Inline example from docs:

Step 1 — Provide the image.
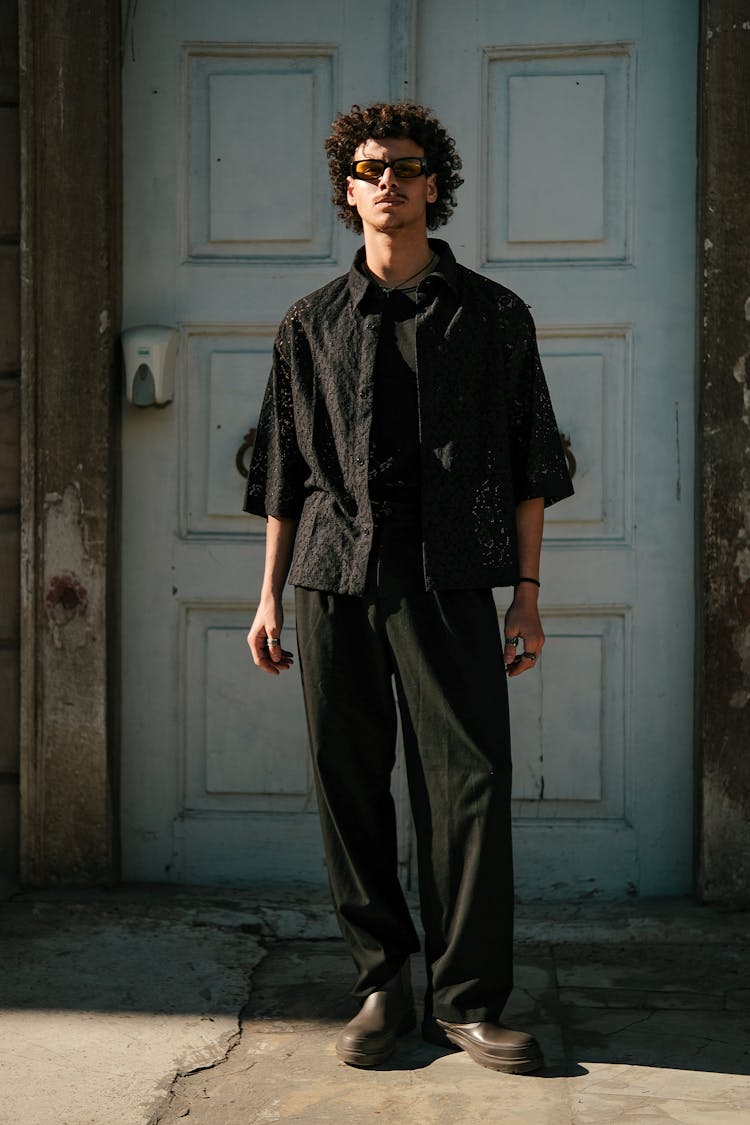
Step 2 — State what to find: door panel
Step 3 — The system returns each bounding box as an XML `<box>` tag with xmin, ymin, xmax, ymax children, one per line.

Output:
<box><xmin>186</xmin><ymin>50</ymin><xmax>336</xmax><ymax>260</ymax></box>
<box><xmin>486</xmin><ymin>44</ymin><xmax>633</xmax><ymax>265</ymax></box>
<box><xmin>182</xmin><ymin>328</ymin><xmax>274</xmax><ymax>535</ymax></box>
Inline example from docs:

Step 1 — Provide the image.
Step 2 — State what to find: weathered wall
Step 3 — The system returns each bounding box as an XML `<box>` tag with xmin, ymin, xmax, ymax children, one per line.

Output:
<box><xmin>696</xmin><ymin>0</ymin><xmax>750</xmax><ymax>900</ymax></box>
<box><xmin>19</xmin><ymin>0</ymin><xmax>121</xmax><ymax>885</ymax></box>
<box><xmin>0</xmin><ymin>0</ymin><xmax>20</xmax><ymax>897</ymax></box>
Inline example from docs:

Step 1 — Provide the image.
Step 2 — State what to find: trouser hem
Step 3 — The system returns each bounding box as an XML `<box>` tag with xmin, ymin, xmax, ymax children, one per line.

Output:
<box><xmin>432</xmin><ymin>1006</ymin><xmax>505</xmax><ymax>1024</ymax></box>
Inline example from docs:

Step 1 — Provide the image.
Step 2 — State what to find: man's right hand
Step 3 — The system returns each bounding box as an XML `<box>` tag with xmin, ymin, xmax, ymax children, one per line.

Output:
<box><xmin>247</xmin><ymin>597</ymin><xmax>295</xmax><ymax>676</ymax></box>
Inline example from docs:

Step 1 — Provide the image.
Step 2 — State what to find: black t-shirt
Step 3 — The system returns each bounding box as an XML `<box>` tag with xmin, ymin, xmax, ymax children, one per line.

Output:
<box><xmin>367</xmin><ymin>287</ymin><xmax>420</xmax><ymax>502</ymax></box>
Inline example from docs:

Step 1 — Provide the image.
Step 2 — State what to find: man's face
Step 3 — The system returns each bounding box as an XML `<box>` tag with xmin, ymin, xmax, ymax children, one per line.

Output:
<box><xmin>346</xmin><ymin>137</ymin><xmax>438</xmax><ymax>235</ymax></box>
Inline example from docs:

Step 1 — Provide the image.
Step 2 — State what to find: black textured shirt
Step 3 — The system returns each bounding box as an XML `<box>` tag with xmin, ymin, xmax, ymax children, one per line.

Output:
<box><xmin>243</xmin><ymin>240</ymin><xmax>574</xmax><ymax>595</ymax></box>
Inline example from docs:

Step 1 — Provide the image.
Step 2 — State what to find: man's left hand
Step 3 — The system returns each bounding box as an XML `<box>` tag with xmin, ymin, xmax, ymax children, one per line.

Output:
<box><xmin>503</xmin><ymin>587</ymin><xmax>544</xmax><ymax>677</ymax></box>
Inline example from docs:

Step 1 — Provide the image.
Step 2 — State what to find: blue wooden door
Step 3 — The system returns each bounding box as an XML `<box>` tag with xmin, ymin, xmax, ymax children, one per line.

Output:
<box><xmin>121</xmin><ymin>0</ymin><xmax>697</xmax><ymax>896</ymax></box>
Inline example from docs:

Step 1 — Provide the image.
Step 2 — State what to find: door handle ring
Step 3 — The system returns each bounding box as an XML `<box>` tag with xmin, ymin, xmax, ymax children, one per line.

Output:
<box><xmin>559</xmin><ymin>432</ymin><xmax>576</xmax><ymax>479</ymax></box>
<box><xmin>235</xmin><ymin>428</ymin><xmax>257</xmax><ymax>479</ymax></box>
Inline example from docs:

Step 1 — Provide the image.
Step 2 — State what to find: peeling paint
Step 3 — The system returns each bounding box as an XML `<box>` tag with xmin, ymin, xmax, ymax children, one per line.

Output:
<box><xmin>738</xmin><ymin>537</ymin><xmax>750</xmax><ymax>584</ymax></box>
<box><xmin>732</xmin><ymin>487</ymin><xmax>750</xmax><ymax>704</ymax></box>
<box><xmin>745</xmin><ymin>296</ymin><xmax>750</xmax><ymax>321</ymax></box>
<box><xmin>99</xmin><ymin>309</ymin><xmax>110</xmax><ymax>335</ymax></box>
<box><xmin>42</xmin><ymin>484</ymin><xmax>101</xmax><ymax>650</ymax></box>
<box><xmin>738</xmin><ymin>579</ymin><xmax>750</xmax><ymax>620</ymax></box>
<box><xmin>732</xmin><ymin>354</ymin><xmax>750</xmax><ymax>425</ymax></box>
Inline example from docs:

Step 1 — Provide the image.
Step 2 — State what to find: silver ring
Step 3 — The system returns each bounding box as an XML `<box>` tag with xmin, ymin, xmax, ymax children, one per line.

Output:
<box><xmin>523</xmin><ymin>652</ymin><xmax>538</xmax><ymax>662</ymax></box>
<box><xmin>266</xmin><ymin>637</ymin><xmax>281</xmax><ymax>647</ymax></box>
<box><xmin>504</xmin><ymin>636</ymin><xmax>519</xmax><ymax>647</ymax></box>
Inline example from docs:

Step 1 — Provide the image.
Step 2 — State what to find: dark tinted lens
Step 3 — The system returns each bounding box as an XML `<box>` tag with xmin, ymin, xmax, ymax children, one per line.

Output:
<box><xmin>353</xmin><ymin>160</ymin><xmax>385</xmax><ymax>180</ymax></box>
<box><xmin>391</xmin><ymin>158</ymin><xmax>425</xmax><ymax>178</ymax></box>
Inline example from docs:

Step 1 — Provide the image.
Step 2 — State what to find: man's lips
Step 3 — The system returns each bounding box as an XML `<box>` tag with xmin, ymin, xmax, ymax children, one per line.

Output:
<box><xmin>375</xmin><ymin>194</ymin><xmax>406</xmax><ymax>205</ymax></box>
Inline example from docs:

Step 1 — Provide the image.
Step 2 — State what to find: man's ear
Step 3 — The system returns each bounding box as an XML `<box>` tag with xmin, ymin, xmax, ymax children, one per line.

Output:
<box><xmin>346</xmin><ymin>176</ymin><xmax>357</xmax><ymax>206</ymax></box>
<box><xmin>426</xmin><ymin>174</ymin><xmax>438</xmax><ymax>203</ymax></box>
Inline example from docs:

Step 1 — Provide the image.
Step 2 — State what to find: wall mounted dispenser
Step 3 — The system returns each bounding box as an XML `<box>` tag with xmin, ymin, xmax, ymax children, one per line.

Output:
<box><xmin>121</xmin><ymin>325</ymin><xmax>178</xmax><ymax>406</ymax></box>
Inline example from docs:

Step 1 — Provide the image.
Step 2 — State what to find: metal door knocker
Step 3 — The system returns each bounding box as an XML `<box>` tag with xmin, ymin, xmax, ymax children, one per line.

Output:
<box><xmin>235</xmin><ymin>428</ymin><xmax>257</xmax><ymax>478</ymax></box>
<box><xmin>559</xmin><ymin>432</ymin><xmax>576</xmax><ymax>479</ymax></box>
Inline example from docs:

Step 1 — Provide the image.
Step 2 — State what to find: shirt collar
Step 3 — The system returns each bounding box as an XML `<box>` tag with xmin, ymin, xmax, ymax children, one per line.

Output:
<box><xmin>348</xmin><ymin>238</ymin><xmax>459</xmax><ymax>309</ymax></box>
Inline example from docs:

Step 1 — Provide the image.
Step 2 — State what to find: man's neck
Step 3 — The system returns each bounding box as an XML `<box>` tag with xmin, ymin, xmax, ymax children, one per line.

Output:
<box><xmin>362</xmin><ymin>230</ymin><xmax>434</xmax><ymax>288</ymax></box>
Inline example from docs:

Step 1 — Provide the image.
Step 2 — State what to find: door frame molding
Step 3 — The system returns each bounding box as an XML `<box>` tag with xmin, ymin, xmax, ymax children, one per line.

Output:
<box><xmin>16</xmin><ymin>0</ymin><xmax>750</xmax><ymax>899</ymax></box>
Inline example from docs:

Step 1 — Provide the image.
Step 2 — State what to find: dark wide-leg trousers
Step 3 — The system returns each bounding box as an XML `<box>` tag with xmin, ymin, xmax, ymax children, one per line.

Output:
<box><xmin>294</xmin><ymin>504</ymin><xmax>514</xmax><ymax>1024</ymax></box>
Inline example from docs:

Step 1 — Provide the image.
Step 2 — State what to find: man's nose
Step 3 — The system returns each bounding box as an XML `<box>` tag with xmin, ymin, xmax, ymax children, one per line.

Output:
<box><xmin>378</xmin><ymin>166</ymin><xmax>400</xmax><ymax>190</ymax></box>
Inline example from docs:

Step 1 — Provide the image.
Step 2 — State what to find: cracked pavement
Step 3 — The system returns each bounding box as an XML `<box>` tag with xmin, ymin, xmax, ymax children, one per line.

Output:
<box><xmin>1</xmin><ymin>890</ymin><xmax>750</xmax><ymax>1123</ymax></box>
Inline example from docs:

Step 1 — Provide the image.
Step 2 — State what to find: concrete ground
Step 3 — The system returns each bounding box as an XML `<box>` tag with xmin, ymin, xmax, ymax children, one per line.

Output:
<box><xmin>1</xmin><ymin>889</ymin><xmax>749</xmax><ymax>1124</ymax></box>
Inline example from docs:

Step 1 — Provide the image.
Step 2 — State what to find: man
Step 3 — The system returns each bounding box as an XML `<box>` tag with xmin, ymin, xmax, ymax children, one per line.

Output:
<box><xmin>245</xmin><ymin>102</ymin><xmax>573</xmax><ymax>1074</ymax></box>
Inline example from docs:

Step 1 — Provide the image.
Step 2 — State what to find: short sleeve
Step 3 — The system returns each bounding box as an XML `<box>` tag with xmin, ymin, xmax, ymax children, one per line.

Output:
<box><xmin>505</xmin><ymin>304</ymin><xmax>575</xmax><ymax>509</ymax></box>
<box><xmin>243</xmin><ymin>325</ymin><xmax>307</xmax><ymax>519</ymax></box>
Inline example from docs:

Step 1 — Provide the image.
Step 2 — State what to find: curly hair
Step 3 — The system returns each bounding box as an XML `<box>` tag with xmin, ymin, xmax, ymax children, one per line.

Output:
<box><xmin>324</xmin><ymin>102</ymin><xmax>463</xmax><ymax>233</ymax></box>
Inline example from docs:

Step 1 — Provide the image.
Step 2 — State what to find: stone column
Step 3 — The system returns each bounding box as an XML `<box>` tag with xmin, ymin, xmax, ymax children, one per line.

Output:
<box><xmin>19</xmin><ymin>0</ymin><xmax>121</xmax><ymax>885</ymax></box>
<box><xmin>0</xmin><ymin>0</ymin><xmax>20</xmax><ymax>896</ymax></box>
<box><xmin>696</xmin><ymin>0</ymin><xmax>750</xmax><ymax>901</ymax></box>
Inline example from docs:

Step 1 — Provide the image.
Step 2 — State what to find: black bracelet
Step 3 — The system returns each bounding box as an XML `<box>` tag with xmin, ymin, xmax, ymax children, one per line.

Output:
<box><xmin>516</xmin><ymin>576</ymin><xmax>541</xmax><ymax>588</ymax></box>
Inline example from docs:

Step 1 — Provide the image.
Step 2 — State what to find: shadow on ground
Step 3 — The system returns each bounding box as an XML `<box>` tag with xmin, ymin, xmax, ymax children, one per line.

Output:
<box><xmin>243</xmin><ymin>939</ymin><xmax>750</xmax><ymax>1078</ymax></box>
<box><xmin>2</xmin><ymin>891</ymin><xmax>750</xmax><ymax>1124</ymax></box>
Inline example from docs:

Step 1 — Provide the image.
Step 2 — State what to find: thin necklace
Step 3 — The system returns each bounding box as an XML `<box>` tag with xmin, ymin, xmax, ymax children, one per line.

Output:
<box><xmin>366</xmin><ymin>252</ymin><xmax>437</xmax><ymax>293</ymax></box>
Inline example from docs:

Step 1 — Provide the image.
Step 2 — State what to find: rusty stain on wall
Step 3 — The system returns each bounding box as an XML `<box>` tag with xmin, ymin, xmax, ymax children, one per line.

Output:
<box><xmin>45</xmin><ymin>571</ymin><xmax>87</xmax><ymax>617</ymax></box>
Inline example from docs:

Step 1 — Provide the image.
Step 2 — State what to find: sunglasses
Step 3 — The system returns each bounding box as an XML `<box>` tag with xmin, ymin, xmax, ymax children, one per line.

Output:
<box><xmin>349</xmin><ymin>157</ymin><xmax>430</xmax><ymax>182</ymax></box>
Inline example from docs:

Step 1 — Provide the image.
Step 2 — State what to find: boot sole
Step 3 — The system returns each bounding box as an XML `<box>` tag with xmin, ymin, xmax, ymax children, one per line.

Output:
<box><xmin>440</xmin><ymin>1026</ymin><xmax>544</xmax><ymax>1074</ymax></box>
<box><xmin>336</xmin><ymin>1010</ymin><xmax>417</xmax><ymax>1068</ymax></box>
